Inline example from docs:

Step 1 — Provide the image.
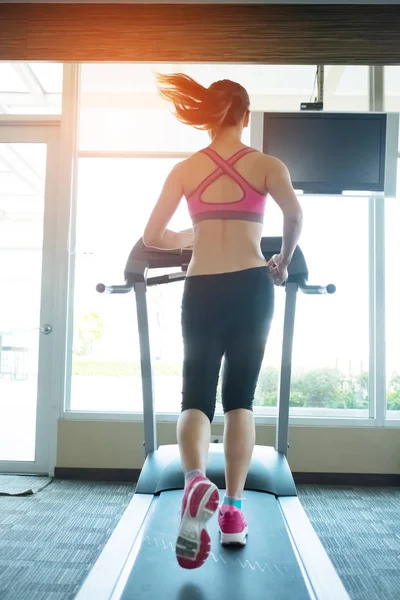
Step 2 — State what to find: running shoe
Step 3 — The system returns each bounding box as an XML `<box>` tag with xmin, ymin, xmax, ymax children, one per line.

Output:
<box><xmin>176</xmin><ymin>474</ymin><xmax>219</xmax><ymax>569</ymax></box>
<box><xmin>218</xmin><ymin>505</ymin><xmax>248</xmax><ymax>546</ymax></box>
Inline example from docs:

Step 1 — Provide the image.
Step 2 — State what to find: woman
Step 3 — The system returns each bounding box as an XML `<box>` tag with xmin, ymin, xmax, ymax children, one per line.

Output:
<box><xmin>143</xmin><ymin>73</ymin><xmax>303</xmax><ymax>570</ymax></box>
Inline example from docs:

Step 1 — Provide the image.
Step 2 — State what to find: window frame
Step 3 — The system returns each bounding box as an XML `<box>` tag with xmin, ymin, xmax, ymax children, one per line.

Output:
<box><xmin>383</xmin><ymin>167</ymin><xmax>400</xmax><ymax>425</ymax></box>
<box><xmin>62</xmin><ymin>63</ymin><xmax>400</xmax><ymax>428</ymax></box>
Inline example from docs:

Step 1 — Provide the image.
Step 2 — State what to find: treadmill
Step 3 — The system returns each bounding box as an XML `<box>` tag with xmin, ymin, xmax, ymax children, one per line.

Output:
<box><xmin>75</xmin><ymin>237</ymin><xmax>349</xmax><ymax>600</ymax></box>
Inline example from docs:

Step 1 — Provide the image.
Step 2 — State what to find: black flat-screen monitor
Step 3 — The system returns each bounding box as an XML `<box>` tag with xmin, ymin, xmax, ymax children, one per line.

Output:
<box><xmin>262</xmin><ymin>112</ymin><xmax>387</xmax><ymax>194</ymax></box>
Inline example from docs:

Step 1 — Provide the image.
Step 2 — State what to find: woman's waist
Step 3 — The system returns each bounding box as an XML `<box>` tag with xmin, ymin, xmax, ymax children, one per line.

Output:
<box><xmin>183</xmin><ymin>264</ymin><xmax>273</xmax><ymax>303</ymax></box>
<box><xmin>186</xmin><ymin>249</ymin><xmax>267</xmax><ymax>277</ymax></box>
<box><xmin>186</xmin><ymin>222</ymin><xmax>266</xmax><ymax>276</ymax></box>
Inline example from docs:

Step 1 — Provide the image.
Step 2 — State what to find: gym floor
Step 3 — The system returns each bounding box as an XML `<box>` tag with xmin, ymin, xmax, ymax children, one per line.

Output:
<box><xmin>0</xmin><ymin>481</ymin><xmax>399</xmax><ymax>600</ymax></box>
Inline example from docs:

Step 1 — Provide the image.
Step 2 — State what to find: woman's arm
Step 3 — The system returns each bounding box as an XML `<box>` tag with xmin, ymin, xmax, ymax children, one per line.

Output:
<box><xmin>142</xmin><ymin>164</ymin><xmax>194</xmax><ymax>250</ymax></box>
<box><xmin>266</xmin><ymin>157</ymin><xmax>303</xmax><ymax>266</ymax></box>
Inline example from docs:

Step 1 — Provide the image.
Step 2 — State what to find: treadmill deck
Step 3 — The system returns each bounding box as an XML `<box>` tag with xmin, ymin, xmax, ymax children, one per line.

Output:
<box><xmin>120</xmin><ymin>490</ymin><xmax>312</xmax><ymax>600</ymax></box>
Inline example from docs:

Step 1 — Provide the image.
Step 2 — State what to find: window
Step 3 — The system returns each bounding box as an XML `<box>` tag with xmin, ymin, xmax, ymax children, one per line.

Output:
<box><xmin>69</xmin><ymin>63</ymin><xmax>373</xmax><ymax>418</ymax></box>
<box><xmin>291</xmin><ymin>197</ymin><xmax>369</xmax><ymax>417</ymax></box>
<box><xmin>249</xmin><ymin>196</ymin><xmax>369</xmax><ymax>418</ymax></box>
<box><xmin>323</xmin><ymin>66</ymin><xmax>369</xmax><ymax>112</ymax></box>
<box><xmin>70</xmin><ymin>157</ymin><xmax>189</xmax><ymax>412</ymax></box>
<box><xmin>384</xmin><ymin>67</ymin><xmax>400</xmax><ymax>113</ymax></box>
<box><xmin>79</xmin><ymin>108</ymin><xmax>211</xmax><ymax>152</ymax></box>
<box><xmin>385</xmin><ymin>165</ymin><xmax>400</xmax><ymax>419</ymax></box>
<box><xmin>0</xmin><ymin>62</ymin><xmax>63</xmax><ymax>114</ymax></box>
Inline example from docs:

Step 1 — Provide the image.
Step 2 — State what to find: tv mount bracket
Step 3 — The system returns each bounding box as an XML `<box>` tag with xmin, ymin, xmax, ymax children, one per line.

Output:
<box><xmin>300</xmin><ymin>65</ymin><xmax>324</xmax><ymax>111</ymax></box>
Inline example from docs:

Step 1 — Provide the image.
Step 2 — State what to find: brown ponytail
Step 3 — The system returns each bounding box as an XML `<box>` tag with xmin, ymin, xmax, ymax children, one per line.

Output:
<box><xmin>155</xmin><ymin>72</ymin><xmax>250</xmax><ymax>131</ymax></box>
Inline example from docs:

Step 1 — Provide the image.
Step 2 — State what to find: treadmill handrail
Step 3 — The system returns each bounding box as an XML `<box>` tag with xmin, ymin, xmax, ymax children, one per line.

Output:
<box><xmin>298</xmin><ymin>279</ymin><xmax>336</xmax><ymax>295</ymax></box>
<box><xmin>96</xmin><ymin>273</ymin><xmax>187</xmax><ymax>293</ymax></box>
<box><xmin>96</xmin><ymin>276</ymin><xmax>336</xmax><ymax>294</ymax></box>
<box><xmin>96</xmin><ymin>283</ymin><xmax>133</xmax><ymax>294</ymax></box>
<box><xmin>147</xmin><ymin>272</ymin><xmax>186</xmax><ymax>286</ymax></box>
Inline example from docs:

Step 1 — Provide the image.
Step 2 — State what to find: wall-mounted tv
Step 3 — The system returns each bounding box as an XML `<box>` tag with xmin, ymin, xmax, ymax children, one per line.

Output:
<box><xmin>251</xmin><ymin>111</ymin><xmax>398</xmax><ymax>196</ymax></box>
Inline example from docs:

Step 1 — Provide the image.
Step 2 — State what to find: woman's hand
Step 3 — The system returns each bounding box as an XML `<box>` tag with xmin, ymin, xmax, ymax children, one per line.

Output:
<box><xmin>267</xmin><ymin>254</ymin><xmax>289</xmax><ymax>286</ymax></box>
<box><xmin>178</xmin><ymin>229</ymin><xmax>194</xmax><ymax>249</ymax></box>
<box><xmin>142</xmin><ymin>229</ymin><xmax>194</xmax><ymax>251</ymax></box>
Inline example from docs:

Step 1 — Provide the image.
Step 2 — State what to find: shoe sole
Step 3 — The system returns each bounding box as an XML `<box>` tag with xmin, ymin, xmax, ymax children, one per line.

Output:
<box><xmin>176</xmin><ymin>480</ymin><xmax>219</xmax><ymax>569</ymax></box>
<box><xmin>220</xmin><ymin>526</ymin><xmax>249</xmax><ymax>546</ymax></box>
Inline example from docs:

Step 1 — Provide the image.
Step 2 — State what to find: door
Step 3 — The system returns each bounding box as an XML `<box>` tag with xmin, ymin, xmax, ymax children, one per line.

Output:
<box><xmin>0</xmin><ymin>124</ymin><xmax>60</xmax><ymax>474</ymax></box>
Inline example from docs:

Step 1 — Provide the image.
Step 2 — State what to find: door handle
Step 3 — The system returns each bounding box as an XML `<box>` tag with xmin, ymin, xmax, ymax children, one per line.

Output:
<box><xmin>40</xmin><ymin>324</ymin><xmax>52</xmax><ymax>335</ymax></box>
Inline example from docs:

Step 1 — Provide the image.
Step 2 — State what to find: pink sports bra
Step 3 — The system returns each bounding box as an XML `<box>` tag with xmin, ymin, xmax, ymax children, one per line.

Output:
<box><xmin>186</xmin><ymin>147</ymin><xmax>267</xmax><ymax>225</ymax></box>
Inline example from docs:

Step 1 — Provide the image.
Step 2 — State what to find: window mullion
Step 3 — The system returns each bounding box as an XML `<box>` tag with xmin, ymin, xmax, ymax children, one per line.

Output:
<box><xmin>368</xmin><ymin>197</ymin><xmax>376</xmax><ymax>420</ymax></box>
<box><xmin>374</xmin><ymin>196</ymin><xmax>387</xmax><ymax>426</ymax></box>
<box><xmin>62</xmin><ymin>63</ymin><xmax>80</xmax><ymax>412</ymax></box>
<box><xmin>368</xmin><ymin>65</ymin><xmax>386</xmax><ymax>426</ymax></box>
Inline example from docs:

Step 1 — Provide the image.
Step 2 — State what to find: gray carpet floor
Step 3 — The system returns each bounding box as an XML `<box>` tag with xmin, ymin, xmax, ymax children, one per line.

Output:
<box><xmin>0</xmin><ymin>480</ymin><xmax>399</xmax><ymax>600</ymax></box>
<box><xmin>0</xmin><ymin>480</ymin><xmax>135</xmax><ymax>600</ymax></box>
<box><xmin>298</xmin><ymin>485</ymin><xmax>400</xmax><ymax>600</ymax></box>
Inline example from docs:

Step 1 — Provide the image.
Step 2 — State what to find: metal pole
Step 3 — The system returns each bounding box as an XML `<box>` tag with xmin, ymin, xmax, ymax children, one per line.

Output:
<box><xmin>134</xmin><ymin>281</ymin><xmax>157</xmax><ymax>456</ymax></box>
<box><xmin>276</xmin><ymin>282</ymin><xmax>298</xmax><ymax>456</ymax></box>
<box><xmin>368</xmin><ymin>65</ymin><xmax>384</xmax><ymax>112</ymax></box>
<box><xmin>317</xmin><ymin>65</ymin><xmax>324</xmax><ymax>104</ymax></box>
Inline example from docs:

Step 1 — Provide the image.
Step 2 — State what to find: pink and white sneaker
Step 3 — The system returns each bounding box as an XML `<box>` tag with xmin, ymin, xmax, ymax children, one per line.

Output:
<box><xmin>176</xmin><ymin>475</ymin><xmax>219</xmax><ymax>569</ymax></box>
<box><xmin>218</xmin><ymin>506</ymin><xmax>248</xmax><ymax>546</ymax></box>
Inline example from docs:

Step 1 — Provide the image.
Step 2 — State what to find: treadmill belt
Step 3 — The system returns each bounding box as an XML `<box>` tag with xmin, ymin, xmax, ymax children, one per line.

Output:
<box><xmin>121</xmin><ymin>490</ymin><xmax>312</xmax><ymax>600</ymax></box>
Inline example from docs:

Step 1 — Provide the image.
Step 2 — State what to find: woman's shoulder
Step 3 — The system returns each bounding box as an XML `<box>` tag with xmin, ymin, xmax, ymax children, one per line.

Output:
<box><xmin>179</xmin><ymin>146</ymin><xmax>285</xmax><ymax>170</ymax></box>
<box><xmin>178</xmin><ymin>150</ymin><xmax>209</xmax><ymax>174</ymax></box>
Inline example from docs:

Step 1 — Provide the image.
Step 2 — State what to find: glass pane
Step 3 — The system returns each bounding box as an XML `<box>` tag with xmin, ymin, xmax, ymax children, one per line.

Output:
<box><xmin>253</xmin><ymin>196</ymin><xmax>369</xmax><ymax>418</ymax></box>
<box><xmin>0</xmin><ymin>62</ymin><xmax>62</xmax><ymax>114</ymax></box>
<box><xmin>79</xmin><ymin>108</ymin><xmax>212</xmax><ymax>152</ymax></box>
<box><xmin>293</xmin><ymin>197</ymin><xmax>369</xmax><ymax>417</ymax></box>
<box><xmin>385</xmin><ymin>67</ymin><xmax>400</xmax><ymax>151</ymax></box>
<box><xmin>323</xmin><ymin>66</ymin><xmax>369</xmax><ymax>111</ymax></box>
<box><xmin>386</xmin><ymin>160</ymin><xmax>400</xmax><ymax>419</ymax></box>
<box><xmin>385</xmin><ymin>66</ymin><xmax>400</xmax><ymax>114</ymax></box>
<box><xmin>79</xmin><ymin>64</ymin><xmax>318</xmax><ymax>151</ymax></box>
<box><xmin>71</xmin><ymin>158</ymin><xmax>190</xmax><ymax>412</ymax></box>
<box><xmin>0</xmin><ymin>64</ymin><xmax>27</xmax><ymax>92</ymax></box>
<box><xmin>28</xmin><ymin>62</ymin><xmax>63</xmax><ymax>94</ymax></box>
<box><xmin>0</xmin><ymin>142</ymin><xmax>47</xmax><ymax>461</ymax></box>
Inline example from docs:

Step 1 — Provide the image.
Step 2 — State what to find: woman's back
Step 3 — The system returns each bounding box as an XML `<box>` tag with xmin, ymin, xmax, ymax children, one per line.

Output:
<box><xmin>143</xmin><ymin>72</ymin><xmax>302</xmax><ymax>285</ymax></box>
<box><xmin>180</xmin><ymin>144</ymin><xmax>270</xmax><ymax>276</ymax></box>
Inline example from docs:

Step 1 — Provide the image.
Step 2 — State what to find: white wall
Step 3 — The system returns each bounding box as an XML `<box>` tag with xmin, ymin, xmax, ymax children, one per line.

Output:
<box><xmin>57</xmin><ymin>420</ymin><xmax>400</xmax><ymax>474</ymax></box>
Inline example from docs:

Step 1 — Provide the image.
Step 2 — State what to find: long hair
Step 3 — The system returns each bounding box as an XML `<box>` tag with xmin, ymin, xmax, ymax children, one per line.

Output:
<box><xmin>155</xmin><ymin>73</ymin><xmax>250</xmax><ymax>130</ymax></box>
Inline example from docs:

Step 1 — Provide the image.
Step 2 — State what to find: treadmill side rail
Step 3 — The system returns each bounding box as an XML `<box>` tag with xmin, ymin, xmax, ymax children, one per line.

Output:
<box><xmin>74</xmin><ymin>494</ymin><xmax>153</xmax><ymax>600</ymax></box>
<box><xmin>279</xmin><ymin>497</ymin><xmax>351</xmax><ymax>600</ymax></box>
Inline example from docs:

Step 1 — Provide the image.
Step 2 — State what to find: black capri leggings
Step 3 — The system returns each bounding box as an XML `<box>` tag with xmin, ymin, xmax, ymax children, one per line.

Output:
<box><xmin>181</xmin><ymin>266</ymin><xmax>275</xmax><ymax>422</ymax></box>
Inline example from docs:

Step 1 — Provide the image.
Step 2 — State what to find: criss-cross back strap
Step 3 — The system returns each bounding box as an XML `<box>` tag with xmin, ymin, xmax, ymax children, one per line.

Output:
<box><xmin>191</xmin><ymin>147</ymin><xmax>257</xmax><ymax>198</ymax></box>
<box><xmin>201</xmin><ymin>147</ymin><xmax>257</xmax><ymax>181</ymax></box>
<box><xmin>225</xmin><ymin>147</ymin><xmax>258</xmax><ymax>165</ymax></box>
